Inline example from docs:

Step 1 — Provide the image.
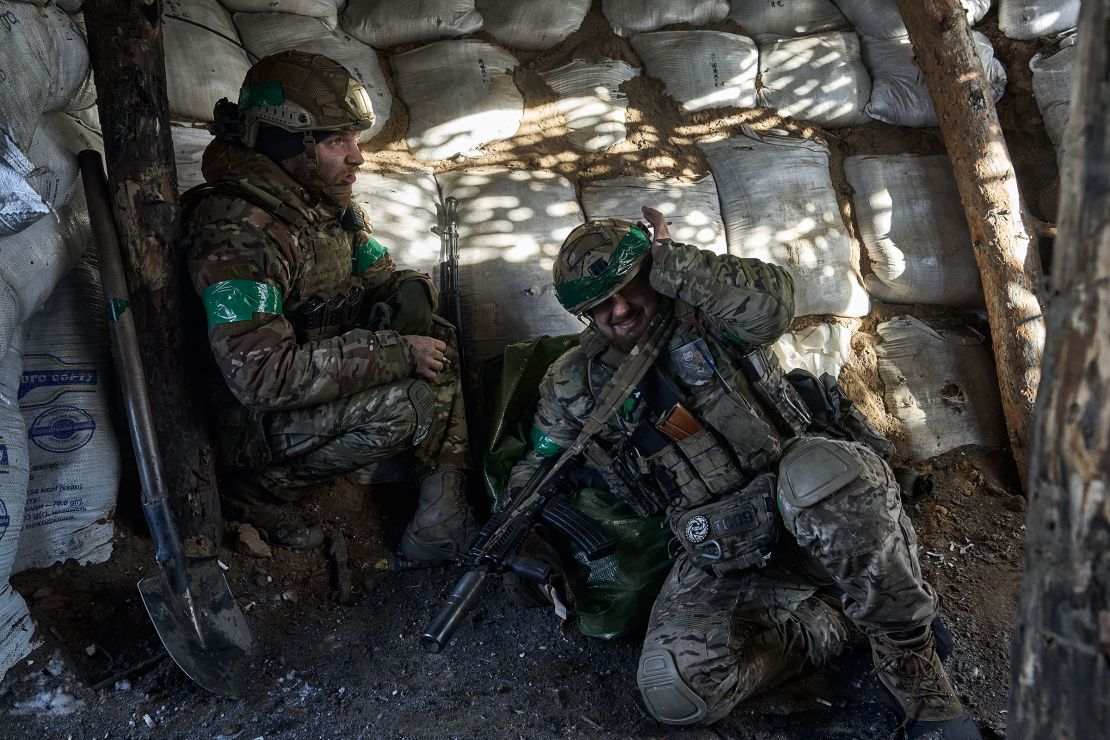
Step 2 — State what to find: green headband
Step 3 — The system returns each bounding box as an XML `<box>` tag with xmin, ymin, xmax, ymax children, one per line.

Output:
<box><xmin>555</xmin><ymin>225</ymin><xmax>651</xmax><ymax>313</ymax></box>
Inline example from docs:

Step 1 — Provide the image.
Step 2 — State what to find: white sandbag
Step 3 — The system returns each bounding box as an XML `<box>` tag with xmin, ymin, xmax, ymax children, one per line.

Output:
<box><xmin>999</xmin><ymin>0</ymin><xmax>1079</xmax><ymax>40</ymax></box>
<box><xmin>340</xmin><ymin>0</ymin><xmax>482</xmax><ymax>48</ymax></box>
<box><xmin>770</xmin><ymin>322</ymin><xmax>853</xmax><ymax>379</ymax></box>
<box><xmin>832</xmin><ymin>0</ymin><xmax>992</xmax><ymax>39</ymax></box>
<box><xmin>0</xmin><ymin>126</ymin><xmax>49</xmax><ymax>236</ymax></box>
<box><xmin>700</xmin><ymin>128</ymin><xmax>870</xmax><ymax>318</ymax></box>
<box><xmin>0</xmin><ymin>1</ymin><xmax>90</xmax><ymax>148</ymax></box>
<box><xmin>232</xmin><ymin>11</ymin><xmax>392</xmax><ymax>141</ymax></box>
<box><xmin>757</xmin><ymin>31</ymin><xmax>871</xmax><ymax>128</ymax></box>
<box><xmin>475</xmin><ymin>0</ymin><xmax>590</xmax><ymax>50</ymax></box>
<box><xmin>163</xmin><ymin>0</ymin><xmax>251</xmax><ymax>122</ymax></box>
<box><xmin>845</xmin><ymin>154</ymin><xmax>982</xmax><ymax>307</ymax></box>
<box><xmin>15</xmin><ymin>254</ymin><xmax>119</xmax><ymax>571</ymax></box>
<box><xmin>436</xmin><ymin>169</ymin><xmax>584</xmax><ymax>366</ymax></box>
<box><xmin>630</xmin><ymin>31</ymin><xmax>758</xmax><ymax>112</ymax></box>
<box><xmin>171</xmin><ymin>125</ymin><xmax>214</xmax><ymax>193</ymax></box>
<box><xmin>0</xmin><ymin>336</ymin><xmax>39</xmax><ymax>682</ymax></box>
<box><xmin>602</xmin><ymin>0</ymin><xmax>728</xmax><ymax>36</ymax></box>
<box><xmin>728</xmin><ymin>0</ymin><xmax>847</xmax><ymax>41</ymax></box>
<box><xmin>876</xmin><ymin>316</ymin><xmax>1006</xmax><ymax>459</ymax></box>
<box><xmin>350</xmin><ymin>170</ymin><xmax>441</xmax><ymax>280</ymax></box>
<box><xmin>540</xmin><ymin>60</ymin><xmax>638</xmax><ymax>152</ymax></box>
<box><xmin>22</xmin><ymin>113</ymin><xmax>83</xmax><ymax>215</ymax></box>
<box><xmin>862</xmin><ymin>31</ymin><xmax>1007</xmax><ymax>128</ymax></box>
<box><xmin>221</xmin><ymin>0</ymin><xmax>344</xmax><ymax>26</ymax></box>
<box><xmin>580</xmin><ymin>174</ymin><xmax>728</xmax><ymax>255</ymax></box>
<box><xmin>0</xmin><ymin>177</ymin><xmax>90</xmax><ymax>362</ymax></box>
<box><xmin>392</xmin><ymin>40</ymin><xmax>522</xmax><ymax>162</ymax></box>
<box><xmin>1030</xmin><ymin>33</ymin><xmax>1076</xmax><ymax>157</ymax></box>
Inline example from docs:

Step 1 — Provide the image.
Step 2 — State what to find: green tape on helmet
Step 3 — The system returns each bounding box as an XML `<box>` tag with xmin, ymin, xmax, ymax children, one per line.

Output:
<box><xmin>530</xmin><ymin>426</ymin><xmax>565</xmax><ymax>458</ymax></box>
<box><xmin>353</xmin><ymin>236</ymin><xmax>389</xmax><ymax>274</ymax></box>
<box><xmin>238</xmin><ymin>81</ymin><xmax>285</xmax><ymax>108</ymax></box>
<box><xmin>554</xmin><ymin>226</ymin><xmax>651</xmax><ymax>313</ymax></box>
<box><xmin>203</xmin><ymin>280</ymin><xmax>283</xmax><ymax>327</ymax></box>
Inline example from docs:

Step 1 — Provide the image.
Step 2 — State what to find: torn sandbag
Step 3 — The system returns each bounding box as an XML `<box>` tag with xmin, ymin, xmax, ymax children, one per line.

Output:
<box><xmin>351</xmin><ymin>170</ymin><xmax>442</xmax><ymax>280</ymax></box>
<box><xmin>436</xmin><ymin>168</ymin><xmax>585</xmax><ymax>368</ymax></box>
<box><xmin>163</xmin><ymin>0</ymin><xmax>252</xmax><ymax>122</ymax></box>
<box><xmin>999</xmin><ymin>0</ymin><xmax>1079</xmax><ymax>40</ymax></box>
<box><xmin>770</xmin><ymin>322</ymin><xmax>854</xmax><ymax>379</ymax></box>
<box><xmin>580</xmin><ymin>174</ymin><xmax>728</xmax><ymax>255</ymax></box>
<box><xmin>340</xmin><ymin>0</ymin><xmax>482</xmax><ymax>48</ymax></box>
<box><xmin>232</xmin><ymin>11</ymin><xmax>392</xmax><ymax>141</ymax></box>
<box><xmin>833</xmin><ymin>0</ymin><xmax>992</xmax><ymax>39</ymax></box>
<box><xmin>476</xmin><ymin>0</ymin><xmax>590</xmax><ymax>51</ymax></box>
<box><xmin>540</xmin><ymin>59</ymin><xmax>638</xmax><ymax>152</ymax></box>
<box><xmin>392</xmin><ymin>40</ymin><xmax>522</xmax><ymax>162</ymax></box>
<box><xmin>728</xmin><ymin>0</ymin><xmax>847</xmax><ymax>42</ymax></box>
<box><xmin>0</xmin><ymin>1</ymin><xmax>90</xmax><ymax>148</ymax></box>
<box><xmin>0</xmin><ymin>336</ymin><xmax>40</xmax><ymax>682</ymax></box>
<box><xmin>16</xmin><ymin>253</ymin><xmax>120</xmax><ymax>571</ymax></box>
<box><xmin>221</xmin><ymin>0</ymin><xmax>344</xmax><ymax>27</ymax></box>
<box><xmin>630</xmin><ymin>31</ymin><xmax>758</xmax><ymax>112</ymax></box>
<box><xmin>1030</xmin><ymin>32</ymin><xmax>1076</xmax><ymax>159</ymax></box>
<box><xmin>876</xmin><ymin>315</ymin><xmax>1006</xmax><ymax>460</ymax></box>
<box><xmin>846</xmin><ymin>154</ymin><xmax>983</xmax><ymax>307</ymax></box>
<box><xmin>757</xmin><ymin>31</ymin><xmax>871</xmax><ymax>129</ymax></box>
<box><xmin>0</xmin><ymin>126</ymin><xmax>49</xmax><ymax>236</ymax></box>
<box><xmin>170</xmin><ymin>124</ymin><xmax>213</xmax><ymax>194</ymax></box>
<box><xmin>700</xmin><ymin>128</ymin><xmax>870</xmax><ymax>318</ymax></box>
<box><xmin>601</xmin><ymin>0</ymin><xmax>729</xmax><ymax>36</ymax></box>
<box><xmin>862</xmin><ymin>30</ymin><xmax>1006</xmax><ymax>128</ymax></box>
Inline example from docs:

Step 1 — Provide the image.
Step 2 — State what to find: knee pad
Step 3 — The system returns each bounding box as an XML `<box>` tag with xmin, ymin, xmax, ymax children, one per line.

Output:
<box><xmin>638</xmin><ymin>649</ymin><xmax>708</xmax><ymax>725</ymax></box>
<box><xmin>407</xmin><ymin>380</ymin><xmax>434</xmax><ymax>447</ymax></box>
<box><xmin>778</xmin><ymin>439</ymin><xmax>861</xmax><ymax>509</ymax></box>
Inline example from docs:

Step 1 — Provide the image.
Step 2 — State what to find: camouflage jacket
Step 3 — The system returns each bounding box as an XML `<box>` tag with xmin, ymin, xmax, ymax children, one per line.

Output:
<box><xmin>182</xmin><ymin>140</ymin><xmax>430</xmax><ymax>412</ymax></box>
<box><xmin>507</xmin><ymin>242</ymin><xmax>798</xmax><ymax>512</ymax></box>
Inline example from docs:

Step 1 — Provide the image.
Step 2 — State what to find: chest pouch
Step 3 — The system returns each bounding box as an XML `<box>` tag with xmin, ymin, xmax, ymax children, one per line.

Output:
<box><xmin>671</xmin><ymin>472</ymin><xmax>779</xmax><ymax>577</ymax></box>
<box><xmin>735</xmin><ymin>345</ymin><xmax>812</xmax><ymax>436</ymax></box>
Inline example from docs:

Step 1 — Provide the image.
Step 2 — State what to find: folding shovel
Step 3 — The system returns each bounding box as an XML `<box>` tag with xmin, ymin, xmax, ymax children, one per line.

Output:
<box><xmin>79</xmin><ymin>150</ymin><xmax>252</xmax><ymax>697</ymax></box>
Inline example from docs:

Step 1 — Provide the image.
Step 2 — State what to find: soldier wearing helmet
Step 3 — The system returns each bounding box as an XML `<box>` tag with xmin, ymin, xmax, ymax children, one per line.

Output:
<box><xmin>505</xmin><ymin>207</ymin><xmax>979</xmax><ymax>738</ymax></box>
<box><xmin>181</xmin><ymin>51</ymin><xmax>476</xmax><ymax>562</ymax></box>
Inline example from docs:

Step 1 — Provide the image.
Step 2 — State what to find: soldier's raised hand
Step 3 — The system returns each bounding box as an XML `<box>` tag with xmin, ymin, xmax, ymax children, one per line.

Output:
<box><xmin>641</xmin><ymin>206</ymin><xmax>672</xmax><ymax>258</ymax></box>
<box><xmin>404</xmin><ymin>335</ymin><xmax>448</xmax><ymax>380</ymax></box>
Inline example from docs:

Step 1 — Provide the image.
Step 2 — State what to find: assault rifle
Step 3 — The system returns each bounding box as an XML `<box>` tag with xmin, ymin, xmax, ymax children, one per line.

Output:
<box><xmin>420</xmin><ymin>454</ymin><xmax>615</xmax><ymax>652</ymax></box>
<box><xmin>433</xmin><ymin>197</ymin><xmax>466</xmax><ymax>373</ymax></box>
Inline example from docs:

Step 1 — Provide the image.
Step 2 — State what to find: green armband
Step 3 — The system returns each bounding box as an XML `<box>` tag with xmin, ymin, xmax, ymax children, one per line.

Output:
<box><xmin>530</xmin><ymin>426</ymin><xmax>566</xmax><ymax>458</ymax></box>
<box><xmin>202</xmin><ymin>279</ymin><xmax>283</xmax><ymax>327</ymax></box>
<box><xmin>353</xmin><ymin>236</ymin><xmax>389</xmax><ymax>274</ymax></box>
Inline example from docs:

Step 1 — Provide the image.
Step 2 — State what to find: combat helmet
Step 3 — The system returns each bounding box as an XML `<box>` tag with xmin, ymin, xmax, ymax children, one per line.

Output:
<box><xmin>553</xmin><ymin>218</ymin><xmax>653</xmax><ymax>315</ymax></box>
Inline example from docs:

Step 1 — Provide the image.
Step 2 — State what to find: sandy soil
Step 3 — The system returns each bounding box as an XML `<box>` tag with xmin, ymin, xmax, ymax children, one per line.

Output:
<box><xmin>1</xmin><ymin>1</ymin><xmax>1057</xmax><ymax>737</ymax></box>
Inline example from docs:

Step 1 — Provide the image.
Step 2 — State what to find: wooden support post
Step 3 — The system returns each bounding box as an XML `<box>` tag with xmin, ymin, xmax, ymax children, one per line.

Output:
<box><xmin>83</xmin><ymin>0</ymin><xmax>221</xmax><ymax>554</ymax></box>
<box><xmin>896</xmin><ymin>0</ymin><xmax>1046</xmax><ymax>491</ymax></box>
<box><xmin>1009</xmin><ymin>0</ymin><xmax>1110</xmax><ymax>734</ymax></box>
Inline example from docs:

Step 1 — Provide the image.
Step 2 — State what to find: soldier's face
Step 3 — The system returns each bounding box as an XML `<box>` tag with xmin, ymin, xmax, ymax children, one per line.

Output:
<box><xmin>282</xmin><ymin>131</ymin><xmax>364</xmax><ymax>189</ymax></box>
<box><xmin>588</xmin><ymin>269</ymin><xmax>660</xmax><ymax>353</ymax></box>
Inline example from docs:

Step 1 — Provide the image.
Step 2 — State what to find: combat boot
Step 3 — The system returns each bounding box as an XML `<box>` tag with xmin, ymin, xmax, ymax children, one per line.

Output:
<box><xmin>222</xmin><ymin>479</ymin><xmax>324</xmax><ymax>551</ymax></box>
<box><xmin>871</xmin><ymin>626</ymin><xmax>981</xmax><ymax>739</ymax></box>
<box><xmin>399</xmin><ymin>469</ymin><xmax>478</xmax><ymax>563</ymax></box>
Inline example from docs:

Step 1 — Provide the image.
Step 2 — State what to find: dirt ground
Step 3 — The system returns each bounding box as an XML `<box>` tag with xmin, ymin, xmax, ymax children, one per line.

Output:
<box><xmin>1</xmin><ymin>1</ymin><xmax>1058</xmax><ymax>737</ymax></box>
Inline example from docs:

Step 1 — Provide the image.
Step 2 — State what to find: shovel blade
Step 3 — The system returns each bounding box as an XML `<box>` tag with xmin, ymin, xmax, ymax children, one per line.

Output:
<box><xmin>138</xmin><ymin>556</ymin><xmax>253</xmax><ymax>697</ymax></box>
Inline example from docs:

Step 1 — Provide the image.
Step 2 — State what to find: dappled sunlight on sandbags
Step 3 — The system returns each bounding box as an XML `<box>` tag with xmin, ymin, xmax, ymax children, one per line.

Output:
<box><xmin>833</xmin><ymin>0</ymin><xmax>991</xmax><ymax>39</ymax></box>
<box><xmin>700</xmin><ymin>128</ymin><xmax>870</xmax><ymax>318</ymax></box>
<box><xmin>540</xmin><ymin>60</ymin><xmax>638</xmax><ymax>153</ymax></box>
<box><xmin>631</xmin><ymin>31</ymin><xmax>758</xmax><ymax>113</ymax></box>
<box><xmin>862</xmin><ymin>31</ymin><xmax>1006</xmax><ymax>128</ymax></box>
<box><xmin>770</xmin><ymin>322</ymin><xmax>853</xmax><ymax>379</ymax></box>
<box><xmin>351</xmin><ymin>170</ymin><xmax>442</xmax><ymax>280</ymax></box>
<box><xmin>436</xmin><ymin>169</ymin><xmax>584</xmax><ymax>366</ymax></box>
<box><xmin>602</xmin><ymin>0</ymin><xmax>728</xmax><ymax>37</ymax></box>
<box><xmin>581</xmin><ymin>174</ymin><xmax>727</xmax><ymax>255</ymax></box>
<box><xmin>392</xmin><ymin>40</ymin><xmax>523</xmax><ymax>162</ymax></box>
<box><xmin>163</xmin><ymin>0</ymin><xmax>251</xmax><ymax>122</ymax></box>
<box><xmin>876</xmin><ymin>316</ymin><xmax>1006</xmax><ymax>460</ymax></box>
<box><xmin>846</xmin><ymin>154</ymin><xmax>982</xmax><ymax>306</ymax></box>
<box><xmin>999</xmin><ymin>0</ymin><xmax>1079</xmax><ymax>40</ymax></box>
<box><xmin>476</xmin><ymin>0</ymin><xmax>590</xmax><ymax>51</ymax></box>
<box><xmin>222</xmin><ymin>0</ymin><xmax>344</xmax><ymax>27</ymax></box>
<box><xmin>1030</xmin><ymin>32</ymin><xmax>1076</xmax><ymax>160</ymax></box>
<box><xmin>170</xmin><ymin>125</ymin><xmax>213</xmax><ymax>193</ymax></box>
<box><xmin>728</xmin><ymin>0</ymin><xmax>847</xmax><ymax>42</ymax></box>
<box><xmin>757</xmin><ymin>31</ymin><xmax>870</xmax><ymax>129</ymax></box>
<box><xmin>233</xmin><ymin>11</ymin><xmax>392</xmax><ymax>141</ymax></box>
<box><xmin>340</xmin><ymin>0</ymin><xmax>482</xmax><ymax>48</ymax></box>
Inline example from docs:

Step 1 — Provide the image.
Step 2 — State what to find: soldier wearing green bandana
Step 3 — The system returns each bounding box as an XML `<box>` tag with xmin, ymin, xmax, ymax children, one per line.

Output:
<box><xmin>181</xmin><ymin>50</ymin><xmax>475</xmax><ymax>559</ymax></box>
<box><xmin>505</xmin><ymin>207</ymin><xmax>980</xmax><ymax>739</ymax></box>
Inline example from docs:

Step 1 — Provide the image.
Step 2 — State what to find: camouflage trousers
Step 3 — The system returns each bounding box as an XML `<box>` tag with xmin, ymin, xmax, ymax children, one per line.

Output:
<box><xmin>236</xmin><ymin>324</ymin><xmax>468</xmax><ymax>503</ymax></box>
<box><xmin>637</xmin><ymin>437</ymin><xmax>938</xmax><ymax>725</ymax></box>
